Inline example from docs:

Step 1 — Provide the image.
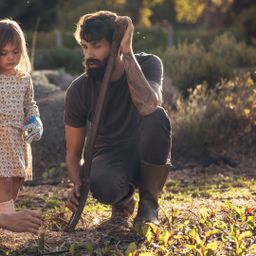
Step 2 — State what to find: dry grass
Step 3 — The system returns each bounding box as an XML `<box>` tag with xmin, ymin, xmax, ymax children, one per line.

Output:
<box><xmin>1</xmin><ymin>158</ymin><xmax>256</xmax><ymax>255</ymax></box>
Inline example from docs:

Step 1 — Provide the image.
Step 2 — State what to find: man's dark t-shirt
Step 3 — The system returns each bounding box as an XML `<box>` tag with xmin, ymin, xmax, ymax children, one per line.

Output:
<box><xmin>65</xmin><ymin>53</ymin><xmax>163</xmax><ymax>148</ymax></box>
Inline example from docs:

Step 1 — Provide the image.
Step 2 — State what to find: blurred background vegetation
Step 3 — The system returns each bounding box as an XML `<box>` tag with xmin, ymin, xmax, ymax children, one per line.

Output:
<box><xmin>0</xmin><ymin>0</ymin><xmax>255</xmax><ymax>77</ymax></box>
<box><xmin>1</xmin><ymin>0</ymin><xmax>255</xmax><ymax>174</ymax></box>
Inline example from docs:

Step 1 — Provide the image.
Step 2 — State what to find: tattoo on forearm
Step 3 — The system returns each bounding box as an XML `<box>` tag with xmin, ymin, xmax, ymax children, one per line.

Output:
<box><xmin>122</xmin><ymin>52</ymin><xmax>160</xmax><ymax>115</ymax></box>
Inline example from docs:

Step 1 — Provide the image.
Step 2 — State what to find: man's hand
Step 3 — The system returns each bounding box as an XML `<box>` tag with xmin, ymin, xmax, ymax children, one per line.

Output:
<box><xmin>116</xmin><ymin>16</ymin><xmax>134</xmax><ymax>54</ymax></box>
<box><xmin>67</xmin><ymin>182</ymin><xmax>82</xmax><ymax>212</ymax></box>
<box><xmin>22</xmin><ymin>115</ymin><xmax>43</xmax><ymax>143</ymax></box>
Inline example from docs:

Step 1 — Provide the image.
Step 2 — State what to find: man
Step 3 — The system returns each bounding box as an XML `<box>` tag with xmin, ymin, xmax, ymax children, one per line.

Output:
<box><xmin>65</xmin><ymin>10</ymin><xmax>171</xmax><ymax>224</ymax></box>
<box><xmin>0</xmin><ymin>210</ymin><xmax>42</xmax><ymax>234</ymax></box>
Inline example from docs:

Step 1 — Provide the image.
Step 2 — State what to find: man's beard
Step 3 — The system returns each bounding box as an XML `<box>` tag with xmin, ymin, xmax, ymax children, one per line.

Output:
<box><xmin>85</xmin><ymin>56</ymin><xmax>109</xmax><ymax>81</ymax></box>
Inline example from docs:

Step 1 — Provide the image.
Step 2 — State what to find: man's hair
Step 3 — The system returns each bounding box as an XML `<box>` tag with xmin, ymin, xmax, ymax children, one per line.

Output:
<box><xmin>74</xmin><ymin>10</ymin><xmax>117</xmax><ymax>45</ymax></box>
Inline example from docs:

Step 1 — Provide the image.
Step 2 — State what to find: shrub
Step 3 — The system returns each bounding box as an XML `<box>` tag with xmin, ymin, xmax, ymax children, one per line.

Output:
<box><xmin>171</xmin><ymin>73</ymin><xmax>256</xmax><ymax>164</ymax></box>
<box><xmin>210</xmin><ymin>33</ymin><xmax>256</xmax><ymax>67</ymax></box>
<box><xmin>34</xmin><ymin>47</ymin><xmax>83</xmax><ymax>75</ymax></box>
<box><xmin>162</xmin><ymin>33</ymin><xmax>256</xmax><ymax>96</ymax></box>
<box><xmin>133</xmin><ymin>26</ymin><xmax>167</xmax><ymax>52</ymax></box>
<box><xmin>32</xmin><ymin>70</ymin><xmax>60</xmax><ymax>99</ymax></box>
<box><xmin>161</xmin><ymin>41</ymin><xmax>211</xmax><ymax>96</ymax></box>
<box><xmin>173</xmin><ymin>27</ymin><xmax>246</xmax><ymax>49</ymax></box>
<box><xmin>26</xmin><ymin>30</ymin><xmax>77</xmax><ymax>49</ymax></box>
<box><xmin>173</xmin><ymin>28</ymin><xmax>220</xmax><ymax>47</ymax></box>
<box><xmin>39</xmin><ymin>69</ymin><xmax>75</xmax><ymax>90</ymax></box>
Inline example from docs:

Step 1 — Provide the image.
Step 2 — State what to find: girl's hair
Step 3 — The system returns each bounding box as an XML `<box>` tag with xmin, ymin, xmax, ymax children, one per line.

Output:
<box><xmin>74</xmin><ymin>10</ymin><xmax>117</xmax><ymax>45</ymax></box>
<box><xmin>0</xmin><ymin>18</ymin><xmax>31</xmax><ymax>74</ymax></box>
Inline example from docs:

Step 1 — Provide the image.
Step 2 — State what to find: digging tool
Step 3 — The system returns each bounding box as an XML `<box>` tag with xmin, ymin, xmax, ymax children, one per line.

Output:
<box><xmin>65</xmin><ymin>20</ymin><xmax>128</xmax><ymax>232</ymax></box>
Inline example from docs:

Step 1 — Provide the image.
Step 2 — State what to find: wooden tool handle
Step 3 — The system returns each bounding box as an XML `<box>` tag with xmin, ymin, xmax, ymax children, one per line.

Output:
<box><xmin>65</xmin><ymin>20</ymin><xmax>128</xmax><ymax>232</ymax></box>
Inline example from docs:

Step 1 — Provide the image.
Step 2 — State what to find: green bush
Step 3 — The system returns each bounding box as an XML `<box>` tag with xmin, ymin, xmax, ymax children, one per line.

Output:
<box><xmin>173</xmin><ymin>27</ymin><xmax>246</xmax><ymax>49</ymax></box>
<box><xmin>26</xmin><ymin>30</ymin><xmax>77</xmax><ymax>49</ymax></box>
<box><xmin>162</xmin><ymin>33</ymin><xmax>256</xmax><ymax>96</ymax></box>
<box><xmin>26</xmin><ymin>31</ymin><xmax>54</xmax><ymax>49</ymax></box>
<box><xmin>171</xmin><ymin>73</ymin><xmax>256</xmax><ymax>163</ymax></box>
<box><xmin>28</xmin><ymin>30</ymin><xmax>256</xmax><ymax>84</ymax></box>
<box><xmin>34</xmin><ymin>47</ymin><xmax>83</xmax><ymax>74</ymax></box>
<box><xmin>173</xmin><ymin>28</ymin><xmax>219</xmax><ymax>48</ymax></box>
<box><xmin>133</xmin><ymin>27</ymin><xmax>167</xmax><ymax>52</ymax></box>
<box><xmin>27</xmin><ymin>27</ymin><xmax>167</xmax><ymax>53</ymax></box>
<box><xmin>172</xmin><ymin>84</ymin><xmax>238</xmax><ymax>162</ymax></box>
<box><xmin>235</xmin><ymin>5</ymin><xmax>256</xmax><ymax>44</ymax></box>
<box><xmin>32</xmin><ymin>71</ymin><xmax>60</xmax><ymax>99</ymax></box>
<box><xmin>210</xmin><ymin>33</ymin><xmax>256</xmax><ymax>67</ymax></box>
<box><xmin>30</xmin><ymin>28</ymin><xmax>167</xmax><ymax>74</ymax></box>
<box><xmin>161</xmin><ymin>41</ymin><xmax>211</xmax><ymax>96</ymax></box>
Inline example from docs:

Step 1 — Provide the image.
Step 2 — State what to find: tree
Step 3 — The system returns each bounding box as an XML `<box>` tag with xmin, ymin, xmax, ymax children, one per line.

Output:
<box><xmin>0</xmin><ymin>0</ymin><xmax>57</xmax><ymax>31</ymax></box>
<box><xmin>174</xmin><ymin>0</ymin><xmax>234</xmax><ymax>25</ymax></box>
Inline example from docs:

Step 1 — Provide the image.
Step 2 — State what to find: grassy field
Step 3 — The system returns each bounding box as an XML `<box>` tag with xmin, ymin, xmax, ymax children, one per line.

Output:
<box><xmin>1</xmin><ymin>157</ymin><xmax>256</xmax><ymax>256</ymax></box>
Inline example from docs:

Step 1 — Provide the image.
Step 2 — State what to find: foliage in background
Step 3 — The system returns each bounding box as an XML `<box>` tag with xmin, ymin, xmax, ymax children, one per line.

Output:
<box><xmin>231</xmin><ymin>1</ymin><xmax>256</xmax><ymax>44</ymax></box>
<box><xmin>175</xmin><ymin>0</ymin><xmax>206</xmax><ymax>23</ymax></box>
<box><xmin>32</xmin><ymin>71</ymin><xmax>59</xmax><ymax>99</ymax></box>
<box><xmin>34</xmin><ymin>47</ymin><xmax>83</xmax><ymax>75</ymax></box>
<box><xmin>1</xmin><ymin>0</ymin><xmax>254</xmax><ymax>79</ymax></box>
<box><xmin>0</xmin><ymin>0</ymin><xmax>255</xmax><ymax>37</ymax></box>
<box><xmin>171</xmin><ymin>72</ymin><xmax>256</xmax><ymax>164</ymax></box>
<box><xmin>26</xmin><ymin>28</ymin><xmax>167</xmax><ymax>74</ymax></box>
<box><xmin>0</xmin><ymin>0</ymin><xmax>57</xmax><ymax>31</ymax></box>
<box><xmin>161</xmin><ymin>33</ymin><xmax>256</xmax><ymax>96</ymax></box>
<box><xmin>173</xmin><ymin>26</ymin><xmax>245</xmax><ymax>47</ymax></box>
<box><xmin>27</xmin><ymin>30</ymin><xmax>256</xmax><ymax>82</ymax></box>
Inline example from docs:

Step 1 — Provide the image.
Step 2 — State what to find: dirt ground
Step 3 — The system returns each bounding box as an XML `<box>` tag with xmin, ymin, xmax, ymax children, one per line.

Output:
<box><xmin>1</xmin><ymin>156</ymin><xmax>256</xmax><ymax>255</ymax></box>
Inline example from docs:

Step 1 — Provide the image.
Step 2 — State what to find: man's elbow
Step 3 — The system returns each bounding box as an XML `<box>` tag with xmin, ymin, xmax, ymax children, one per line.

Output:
<box><xmin>138</xmin><ymin>98</ymin><xmax>160</xmax><ymax>116</ymax></box>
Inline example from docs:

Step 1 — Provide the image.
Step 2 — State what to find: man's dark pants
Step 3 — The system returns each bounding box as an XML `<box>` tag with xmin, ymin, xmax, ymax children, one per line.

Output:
<box><xmin>90</xmin><ymin>107</ymin><xmax>171</xmax><ymax>205</ymax></box>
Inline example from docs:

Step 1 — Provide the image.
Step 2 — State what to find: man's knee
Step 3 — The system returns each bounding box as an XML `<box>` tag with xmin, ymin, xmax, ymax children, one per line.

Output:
<box><xmin>140</xmin><ymin>107</ymin><xmax>172</xmax><ymax>139</ymax></box>
<box><xmin>139</xmin><ymin>107</ymin><xmax>171</xmax><ymax>165</ymax></box>
<box><xmin>90</xmin><ymin>172</ymin><xmax>129</xmax><ymax>205</ymax></box>
<box><xmin>141</xmin><ymin>107</ymin><xmax>171</xmax><ymax>132</ymax></box>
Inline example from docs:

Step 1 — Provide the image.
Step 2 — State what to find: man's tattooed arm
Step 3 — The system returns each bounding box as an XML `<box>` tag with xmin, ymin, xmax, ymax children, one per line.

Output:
<box><xmin>122</xmin><ymin>52</ymin><xmax>162</xmax><ymax>116</ymax></box>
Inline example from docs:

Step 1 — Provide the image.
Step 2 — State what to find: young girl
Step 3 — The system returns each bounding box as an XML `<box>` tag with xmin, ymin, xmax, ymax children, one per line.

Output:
<box><xmin>0</xmin><ymin>19</ymin><xmax>43</xmax><ymax>214</ymax></box>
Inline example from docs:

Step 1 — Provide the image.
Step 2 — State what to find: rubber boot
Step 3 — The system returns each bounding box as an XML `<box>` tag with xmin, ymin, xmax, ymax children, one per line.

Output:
<box><xmin>111</xmin><ymin>184</ymin><xmax>135</xmax><ymax>220</ymax></box>
<box><xmin>135</xmin><ymin>161</ymin><xmax>170</xmax><ymax>224</ymax></box>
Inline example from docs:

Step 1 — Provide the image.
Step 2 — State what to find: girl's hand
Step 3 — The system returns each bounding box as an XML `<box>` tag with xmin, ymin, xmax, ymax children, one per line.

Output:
<box><xmin>2</xmin><ymin>210</ymin><xmax>42</xmax><ymax>234</ymax></box>
<box><xmin>22</xmin><ymin>115</ymin><xmax>43</xmax><ymax>143</ymax></box>
<box><xmin>115</xmin><ymin>16</ymin><xmax>134</xmax><ymax>54</ymax></box>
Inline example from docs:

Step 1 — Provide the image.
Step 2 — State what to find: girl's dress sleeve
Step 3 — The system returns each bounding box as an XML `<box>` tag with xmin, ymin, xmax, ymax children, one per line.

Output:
<box><xmin>23</xmin><ymin>75</ymin><xmax>39</xmax><ymax>120</ymax></box>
